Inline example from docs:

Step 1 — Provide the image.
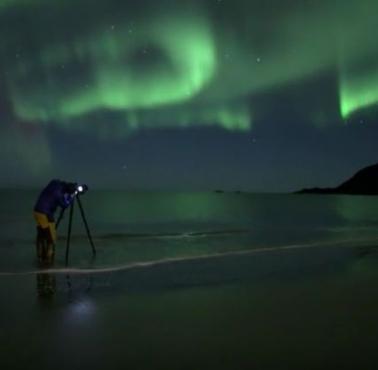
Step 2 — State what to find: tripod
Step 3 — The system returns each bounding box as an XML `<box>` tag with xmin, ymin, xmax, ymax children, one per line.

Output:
<box><xmin>57</xmin><ymin>195</ymin><xmax>96</xmax><ymax>266</ymax></box>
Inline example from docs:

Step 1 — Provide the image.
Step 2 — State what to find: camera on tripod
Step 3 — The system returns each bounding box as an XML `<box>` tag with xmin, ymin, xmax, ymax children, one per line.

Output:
<box><xmin>57</xmin><ymin>182</ymin><xmax>96</xmax><ymax>265</ymax></box>
<box><xmin>74</xmin><ymin>184</ymin><xmax>88</xmax><ymax>196</ymax></box>
<box><xmin>66</xmin><ymin>183</ymin><xmax>88</xmax><ymax>197</ymax></box>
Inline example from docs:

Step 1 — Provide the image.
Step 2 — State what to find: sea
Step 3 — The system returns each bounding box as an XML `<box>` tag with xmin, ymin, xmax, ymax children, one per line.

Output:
<box><xmin>1</xmin><ymin>190</ymin><xmax>378</xmax><ymax>369</ymax></box>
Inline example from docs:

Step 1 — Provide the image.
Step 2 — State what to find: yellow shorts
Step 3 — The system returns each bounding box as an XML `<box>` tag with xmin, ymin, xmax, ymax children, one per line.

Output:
<box><xmin>34</xmin><ymin>212</ymin><xmax>57</xmax><ymax>243</ymax></box>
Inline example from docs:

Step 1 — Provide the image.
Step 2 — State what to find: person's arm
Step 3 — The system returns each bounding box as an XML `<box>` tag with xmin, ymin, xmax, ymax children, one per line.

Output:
<box><xmin>58</xmin><ymin>192</ymin><xmax>74</xmax><ymax>209</ymax></box>
<box><xmin>56</xmin><ymin>182</ymin><xmax>75</xmax><ymax>209</ymax></box>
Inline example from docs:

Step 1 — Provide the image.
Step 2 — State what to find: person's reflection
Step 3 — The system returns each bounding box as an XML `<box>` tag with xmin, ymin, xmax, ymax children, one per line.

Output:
<box><xmin>36</xmin><ymin>271</ymin><xmax>56</xmax><ymax>298</ymax></box>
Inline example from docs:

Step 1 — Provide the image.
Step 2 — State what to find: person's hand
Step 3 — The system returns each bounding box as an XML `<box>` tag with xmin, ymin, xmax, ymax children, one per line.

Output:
<box><xmin>63</xmin><ymin>193</ymin><xmax>74</xmax><ymax>208</ymax></box>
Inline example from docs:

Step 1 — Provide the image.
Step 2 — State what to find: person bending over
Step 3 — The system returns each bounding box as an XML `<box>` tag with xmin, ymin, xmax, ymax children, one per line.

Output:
<box><xmin>33</xmin><ymin>179</ymin><xmax>76</xmax><ymax>265</ymax></box>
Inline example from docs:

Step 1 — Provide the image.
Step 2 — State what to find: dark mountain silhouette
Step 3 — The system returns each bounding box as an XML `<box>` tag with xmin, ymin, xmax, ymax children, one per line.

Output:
<box><xmin>296</xmin><ymin>163</ymin><xmax>378</xmax><ymax>195</ymax></box>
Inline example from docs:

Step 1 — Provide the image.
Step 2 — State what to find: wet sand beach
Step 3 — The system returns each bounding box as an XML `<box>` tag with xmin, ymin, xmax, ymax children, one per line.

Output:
<box><xmin>1</xmin><ymin>241</ymin><xmax>378</xmax><ymax>370</ymax></box>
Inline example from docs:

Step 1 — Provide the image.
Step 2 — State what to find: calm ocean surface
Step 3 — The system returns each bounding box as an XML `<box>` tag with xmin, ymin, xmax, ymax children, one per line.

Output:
<box><xmin>2</xmin><ymin>190</ymin><xmax>378</xmax><ymax>269</ymax></box>
<box><xmin>1</xmin><ymin>190</ymin><xmax>378</xmax><ymax>369</ymax></box>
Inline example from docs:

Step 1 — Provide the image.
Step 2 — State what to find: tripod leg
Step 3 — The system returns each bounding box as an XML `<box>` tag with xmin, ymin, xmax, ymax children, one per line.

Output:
<box><xmin>65</xmin><ymin>200</ymin><xmax>75</xmax><ymax>266</ymax></box>
<box><xmin>76</xmin><ymin>195</ymin><xmax>96</xmax><ymax>256</ymax></box>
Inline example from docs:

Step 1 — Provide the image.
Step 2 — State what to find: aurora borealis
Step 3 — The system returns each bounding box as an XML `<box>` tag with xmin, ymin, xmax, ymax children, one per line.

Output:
<box><xmin>1</xmin><ymin>0</ymin><xmax>378</xmax><ymax>190</ymax></box>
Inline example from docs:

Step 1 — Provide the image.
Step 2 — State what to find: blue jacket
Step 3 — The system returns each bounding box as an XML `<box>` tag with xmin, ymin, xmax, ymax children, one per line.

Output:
<box><xmin>34</xmin><ymin>179</ymin><xmax>73</xmax><ymax>221</ymax></box>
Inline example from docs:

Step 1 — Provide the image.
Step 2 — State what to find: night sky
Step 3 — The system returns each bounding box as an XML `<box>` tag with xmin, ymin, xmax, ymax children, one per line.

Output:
<box><xmin>0</xmin><ymin>0</ymin><xmax>377</xmax><ymax>191</ymax></box>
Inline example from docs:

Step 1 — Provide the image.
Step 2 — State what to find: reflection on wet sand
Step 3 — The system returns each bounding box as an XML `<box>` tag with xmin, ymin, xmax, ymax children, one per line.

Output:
<box><xmin>36</xmin><ymin>270</ymin><xmax>56</xmax><ymax>298</ymax></box>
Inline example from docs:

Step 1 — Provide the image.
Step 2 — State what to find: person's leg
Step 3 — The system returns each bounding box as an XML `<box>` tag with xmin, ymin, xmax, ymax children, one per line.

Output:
<box><xmin>35</xmin><ymin>212</ymin><xmax>48</xmax><ymax>263</ymax></box>
<box><xmin>49</xmin><ymin>222</ymin><xmax>57</xmax><ymax>244</ymax></box>
<box><xmin>34</xmin><ymin>212</ymin><xmax>55</xmax><ymax>265</ymax></box>
<box><xmin>36</xmin><ymin>227</ymin><xmax>44</xmax><ymax>263</ymax></box>
<box><xmin>45</xmin><ymin>222</ymin><xmax>56</xmax><ymax>265</ymax></box>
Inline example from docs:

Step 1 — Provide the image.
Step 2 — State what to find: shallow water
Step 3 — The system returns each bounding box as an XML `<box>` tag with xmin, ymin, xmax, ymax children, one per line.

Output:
<box><xmin>1</xmin><ymin>191</ymin><xmax>378</xmax><ymax>369</ymax></box>
<box><xmin>2</xmin><ymin>190</ymin><xmax>378</xmax><ymax>270</ymax></box>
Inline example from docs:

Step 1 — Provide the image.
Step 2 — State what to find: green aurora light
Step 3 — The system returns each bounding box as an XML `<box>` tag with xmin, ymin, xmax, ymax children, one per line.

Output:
<box><xmin>1</xmin><ymin>0</ymin><xmax>378</xmax><ymax>133</ymax></box>
<box><xmin>339</xmin><ymin>65</ymin><xmax>378</xmax><ymax>119</ymax></box>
